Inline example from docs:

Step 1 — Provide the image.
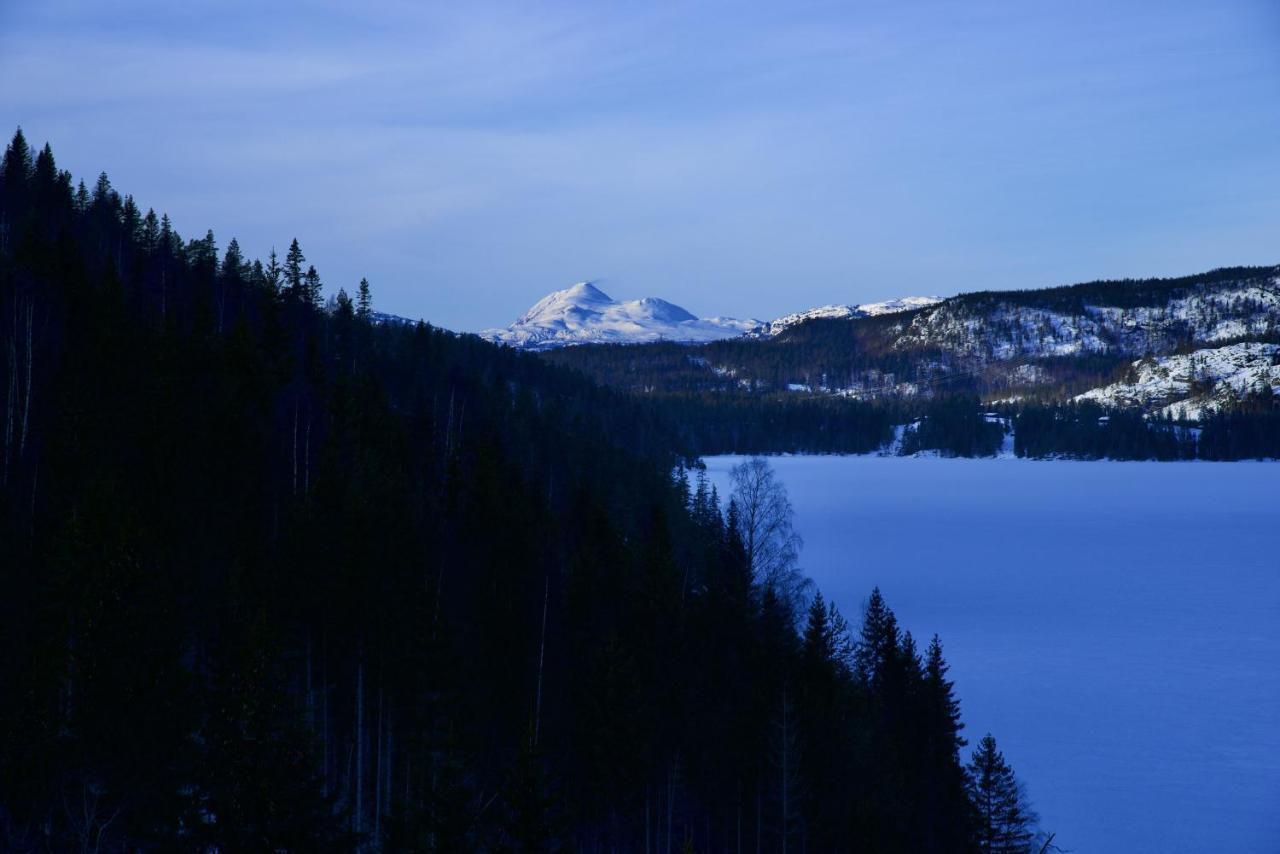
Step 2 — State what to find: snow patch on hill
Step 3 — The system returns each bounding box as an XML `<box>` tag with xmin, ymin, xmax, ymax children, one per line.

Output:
<box><xmin>1075</xmin><ymin>342</ymin><xmax>1280</xmax><ymax>420</ymax></box>
<box><xmin>750</xmin><ymin>296</ymin><xmax>941</xmax><ymax>338</ymax></box>
<box><xmin>896</xmin><ymin>277</ymin><xmax>1280</xmax><ymax>361</ymax></box>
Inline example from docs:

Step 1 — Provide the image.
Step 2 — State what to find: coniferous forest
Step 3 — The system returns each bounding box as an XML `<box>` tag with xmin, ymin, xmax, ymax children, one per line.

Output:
<box><xmin>0</xmin><ymin>131</ymin><xmax>1055</xmax><ymax>850</ymax></box>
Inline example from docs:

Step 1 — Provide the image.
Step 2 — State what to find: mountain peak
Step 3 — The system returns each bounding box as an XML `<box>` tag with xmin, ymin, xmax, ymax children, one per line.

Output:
<box><xmin>562</xmin><ymin>281</ymin><xmax>610</xmax><ymax>300</ymax></box>
<box><xmin>484</xmin><ymin>283</ymin><xmax>758</xmax><ymax>350</ymax></box>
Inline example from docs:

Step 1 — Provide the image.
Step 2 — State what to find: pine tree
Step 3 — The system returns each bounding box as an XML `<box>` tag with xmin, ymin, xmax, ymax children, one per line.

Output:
<box><xmin>75</xmin><ymin>180</ymin><xmax>90</xmax><ymax>214</ymax></box>
<box><xmin>802</xmin><ymin>592</ymin><xmax>831</xmax><ymax>668</ymax></box>
<box><xmin>92</xmin><ymin>171</ymin><xmax>115</xmax><ymax>208</ymax></box>
<box><xmin>221</xmin><ymin>237</ymin><xmax>246</xmax><ymax>283</ymax></box>
<box><xmin>335</xmin><ymin>287</ymin><xmax>354</xmax><ymax>319</ymax></box>
<box><xmin>1</xmin><ymin>126</ymin><xmax>32</xmax><ymax>195</ymax></box>
<box><xmin>32</xmin><ymin>144</ymin><xmax>58</xmax><ymax>200</ymax></box>
<box><xmin>357</xmin><ymin>277</ymin><xmax>372</xmax><ymax>320</ymax></box>
<box><xmin>284</xmin><ymin>238</ymin><xmax>305</xmax><ymax>298</ymax></box>
<box><xmin>925</xmin><ymin>635</ymin><xmax>965</xmax><ymax>761</ymax></box>
<box><xmin>264</xmin><ymin>247</ymin><xmax>283</xmax><ymax>297</ymax></box>
<box><xmin>967</xmin><ymin>734</ymin><xmax>1036</xmax><ymax>854</ymax></box>
<box><xmin>919</xmin><ymin>633</ymin><xmax>973</xmax><ymax>853</ymax></box>
<box><xmin>304</xmin><ymin>265</ymin><xmax>322</xmax><ymax>308</ymax></box>
<box><xmin>121</xmin><ymin>195</ymin><xmax>141</xmax><ymax>244</ymax></box>
<box><xmin>216</xmin><ymin>238</ymin><xmax>247</xmax><ymax>332</ymax></box>
<box><xmin>854</xmin><ymin>587</ymin><xmax>899</xmax><ymax>687</ymax></box>
<box><xmin>142</xmin><ymin>208</ymin><xmax>158</xmax><ymax>250</ymax></box>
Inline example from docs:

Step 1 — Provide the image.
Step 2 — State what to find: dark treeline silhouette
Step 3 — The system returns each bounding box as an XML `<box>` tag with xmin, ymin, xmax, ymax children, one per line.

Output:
<box><xmin>1197</xmin><ymin>392</ymin><xmax>1280</xmax><ymax>460</ymax></box>
<box><xmin>0</xmin><ymin>129</ymin><xmax>1048</xmax><ymax>850</ymax></box>
<box><xmin>960</xmin><ymin>265</ymin><xmax>1277</xmax><ymax>313</ymax></box>
<box><xmin>652</xmin><ymin>393</ymin><xmax>895</xmax><ymax>456</ymax></box>
<box><xmin>1010</xmin><ymin>396</ymin><xmax>1280</xmax><ymax>462</ymax></box>
<box><xmin>899</xmin><ymin>395</ymin><xmax>1006</xmax><ymax>458</ymax></box>
<box><xmin>1012</xmin><ymin>402</ymin><xmax>1198</xmax><ymax>460</ymax></box>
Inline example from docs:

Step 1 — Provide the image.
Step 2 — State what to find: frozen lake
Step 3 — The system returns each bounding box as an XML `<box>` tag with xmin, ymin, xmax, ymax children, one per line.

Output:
<box><xmin>704</xmin><ymin>455</ymin><xmax>1280</xmax><ymax>854</ymax></box>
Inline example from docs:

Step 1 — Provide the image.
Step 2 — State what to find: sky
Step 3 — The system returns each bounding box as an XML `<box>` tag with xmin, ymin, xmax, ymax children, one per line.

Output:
<box><xmin>2</xmin><ymin>0</ymin><xmax>1278</xmax><ymax>331</ymax></box>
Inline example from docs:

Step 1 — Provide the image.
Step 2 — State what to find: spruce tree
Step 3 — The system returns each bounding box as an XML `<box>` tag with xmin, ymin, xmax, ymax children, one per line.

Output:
<box><xmin>220</xmin><ymin>237</ymin><xmax>248</xmax><ymax>295</ymax></box>
<box><xmin>335</xmin><ymin>287</ymin><xmax>353</xmax><ymax>318</ymax></box>
<box><xmin>304</xmin><ymin>265</ymin><xmax>323</xmax><ymax>307</ymax></box>
<box><xmin>855</xmin><ymin>586</ymin><xmax>899</xmax><ymax>687</ymax></box>
<box><xmin>284</xmin><ymin>238</ymin><xmax>305</xmax><ymax>298</ymax></box>
<box><xmin>75</xmin><ymin>179</ymin><xmax>90</xmax><ymax>213</ymax></box>
<box><xmin>264</xmin><ymin>247</ymin><xmax>283</xmax><ymax>297</ymax></box>
<box><xmin>357</xmin><ymin>277</ymin><xmax>372</xmax><ymax>319</ymax></box>
<box><xmin>142</xmin><ymin>208</ymin><xmax>158</xmax><ymax>250</ymax></box>
<box><xmin>967</xmin><ymin>734</ymin><xmax>1036</xmax><ymax>854</ymax></box>
<box><xmin>925</xmin><ymin>635</ymin><xmax>965</xmax><ymax>761</ymax></box>
<box><xmin>1</xmin><ymin>126</ymin><xmax>32</xmax><ymax>194</ymax></box>
<box><xmin>802</xmin><ymin>592</ymin><xmax>831</xmax><ymax>668</ymax></box>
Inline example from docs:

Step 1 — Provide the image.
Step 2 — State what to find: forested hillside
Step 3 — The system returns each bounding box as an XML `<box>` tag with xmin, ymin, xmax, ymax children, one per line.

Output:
<box><xmin>0</xmin><ymin>130</ymin><xmax>1043</xmax><ymax>850</ymax></box>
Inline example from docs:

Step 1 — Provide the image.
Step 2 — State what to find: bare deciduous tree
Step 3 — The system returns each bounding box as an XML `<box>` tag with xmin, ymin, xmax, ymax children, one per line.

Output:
<box><xmin>729</xmin><ymin>457</ymin><xmax>808</xmax><ymax>614</ymax></box>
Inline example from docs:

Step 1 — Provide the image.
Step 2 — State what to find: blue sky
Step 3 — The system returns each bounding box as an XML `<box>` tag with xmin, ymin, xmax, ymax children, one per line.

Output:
<box><xmin>2</xmin><ymin>0</ymin><xmax>1278</xmax><ymax>330</ymax></box>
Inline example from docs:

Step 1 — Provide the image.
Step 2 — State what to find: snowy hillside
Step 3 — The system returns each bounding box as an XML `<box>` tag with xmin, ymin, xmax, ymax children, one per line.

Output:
<box><xmin>749</xmin><ymin>296</ymin><xmax>941</xmax><ymax>338</ymax></box>
<box><xmin>481</xmin><ymin>282</ymin><xmax>760</xmax><ymax>349</ymax></box>
<box><xmin>894</xmin><ymin>273</ymin><xmax>1280</xmax><ymax>361</ymax></box>
<box><xmin>1075</xmin><ymin>342</ymin><xmax>1280</xmax><ymax>420</ymax></box>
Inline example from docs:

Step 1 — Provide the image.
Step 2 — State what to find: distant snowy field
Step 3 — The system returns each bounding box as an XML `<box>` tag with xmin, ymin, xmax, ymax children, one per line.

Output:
<box><xmin>704</xmin><ymin>455</ymin><xmax>1280</xmax><ymax>854</ymax></box>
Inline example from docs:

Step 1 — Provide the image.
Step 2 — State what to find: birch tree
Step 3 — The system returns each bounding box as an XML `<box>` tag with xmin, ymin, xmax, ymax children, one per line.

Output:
<box><xmin>729</xmin><ymin>457</ymin><xmax>807</xmax><ymax>613</ymax></box>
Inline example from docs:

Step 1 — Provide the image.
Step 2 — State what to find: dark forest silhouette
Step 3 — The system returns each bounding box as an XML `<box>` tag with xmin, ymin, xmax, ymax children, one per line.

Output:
<box><xmin>0</xmin><ymin>128</ymin><xmax>1051</xmax><ymax>851</ymax></box>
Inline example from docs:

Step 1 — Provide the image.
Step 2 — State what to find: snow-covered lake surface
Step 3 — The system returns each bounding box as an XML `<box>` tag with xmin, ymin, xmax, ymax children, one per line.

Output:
<box><xmin>704</xmin><ymin>455</ymin><xmax>1280</xmax><ymax>854</ymax></box>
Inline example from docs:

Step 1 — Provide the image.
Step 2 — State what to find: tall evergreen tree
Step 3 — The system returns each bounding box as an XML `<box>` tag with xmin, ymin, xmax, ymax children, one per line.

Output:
<box><xmin>264</xmin><ymin>247</ymin><xmax>283</xmax><ymax>296</ymax></box>
<box><xmin>967</xmin><ymin>734</ymin><xmax>1036</xmax><ymax>854</ymax></box>
<box><xmin>221</xmin><ymin>237</ymin><xmax>246</xmax><ymax>282</ymax></box>
<box><xmin>854</xmin><ymin>586</ymin><xmax>899</xmax><ymax>687</ymax></box>
<box><xmin>284</xmin><ymin>237</ymin><xmax>305</xmax><ymax>298</ymax></box>
<box><xmin>1</xmin><ymin>126</ymin><xmax>32</xmax><ymax>197</ymax></box>
<box><xmin>357</xmin><ymin>277</ymin><xmax>372</xmax><ymax>320</ymax></box>
<box><xmin>925</xmin><ymin>635</ymin><xmax>965</xmax><ymax>761</ymax></box>
<box><xmin>304</xmin><ymin>265</ymin><xmax>323</xmax><ymax>307</ymax></box>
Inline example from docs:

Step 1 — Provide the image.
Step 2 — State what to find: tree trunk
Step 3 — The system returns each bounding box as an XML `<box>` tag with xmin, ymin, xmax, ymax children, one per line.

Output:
<box><xmin>322</xmin><ymin>634</ymin><xmax>329</xmax><ymax>799</ymax></box>
<box><xmin>384</xmin><ymin>706</ymin><xmax>393</xmax><ymax>840</ymax></box>
<box><xmin>374</xmin><ymin>675</ymin><xmax>383</xmax><ymax>846</ymax></box>
<box><xmin>645</xmin><ymin>785</ymin><xmax>651</xmax><ymax>854</ymax></box>
<box><xmin>291</xmin><ymin>403</ymin><xmax>298</xmax><ymax>495</ymax></box>
<box><xmin>356</xmin><ymin>652</ymin><xmax>365</xmax><ymax>842</ymax></box>
<box><xmin>304</xmin><ymin>417</ymin><xmax>311</xmax><ymax>496</ymax></box>
<box><xmin>306</xmin><ymin>634</ymin><xmax>314</xmax><ymax>730</ymax></box>
<box><xmin>4</xmin><ymin>299</ymin><xmax>16</xmax><ymax>485</ymax></box>
<box><xmin>756</xmin><ymin>779</ymin><xmax>762</xmax><ymax>854</ymax></box>
<box><xmin>19</xmin><ymin>297</ymin><xmax>31</xmax><ymax>460</ymax></box>
<box><xmin>534</xmin><ymin>574</ymin><xmax>549</xmax><ymax>747</ymax></box>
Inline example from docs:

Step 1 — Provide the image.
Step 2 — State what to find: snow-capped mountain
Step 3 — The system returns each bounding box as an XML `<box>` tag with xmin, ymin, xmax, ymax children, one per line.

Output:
<box><xmin>750</xmin><ymin>296</ymin><xmax>941</xmax><ymax>338</ymax></box>
<box><xmin>1075</xmin><ymin>342</ymin><xmax>1280</xmax><ymax>420</ymax></box>
<box><xmin>482</xmin><ymin>282</ymin><xmax>760</xmax><ymax>349</ymax></box>
<box><xmin>483</xmin><ymin>283</ymin><xmax>944</xmax><ymax>349</ymax></box>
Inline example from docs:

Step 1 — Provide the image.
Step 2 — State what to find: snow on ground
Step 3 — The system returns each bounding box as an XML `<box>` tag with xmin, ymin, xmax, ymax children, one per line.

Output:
<box><xmin>749</xmin><ymin>296</ymin><xmax>942</xmax><ymax>338</ymax></box>
<box><xmin>857</xmin><ymin>295</ymin><xmax>945</xmax><ymax>316</ymax></box>
<box><xmin>1075</xmin><ymin>342</ymin><xmax>1280</xmax><ymax>419</ymax></box>
<box><xmin>703</xmin><ymin>455</ymin><xmax>1280</xmax><ymax>854</ymax></box>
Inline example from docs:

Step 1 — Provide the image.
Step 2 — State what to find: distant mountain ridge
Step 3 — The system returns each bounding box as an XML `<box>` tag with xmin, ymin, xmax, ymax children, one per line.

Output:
<box><xmin>481</xmin><ymin>282</ymin><xmax>939</xmax><ymax>349</ymax></box>
<box><xmin>541</xmin><ymin>265</ymin><xmax>1280</xmax><ymax>422</ymax></box>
